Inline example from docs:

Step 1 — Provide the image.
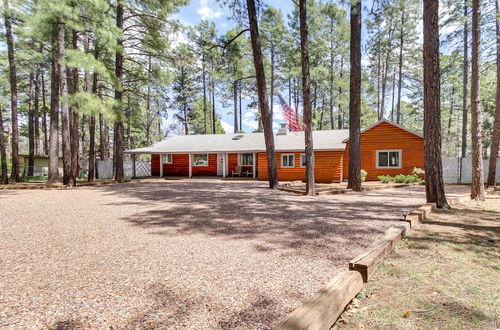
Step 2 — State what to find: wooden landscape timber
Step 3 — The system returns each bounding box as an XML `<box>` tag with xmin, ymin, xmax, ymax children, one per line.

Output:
<box><xmin>275</xmin><ymin>187</ymin><xmax>497</xmax><ymax>330</ymax></box>
<box><xmin>275</xmin><ymin>271</ymin><xmax>364</xmax><ymax>330</ymax></box>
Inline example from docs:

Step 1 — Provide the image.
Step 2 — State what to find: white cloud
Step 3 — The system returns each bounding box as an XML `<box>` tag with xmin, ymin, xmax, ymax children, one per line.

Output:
<box><xmin>220</xmin><ymin>120</ymin><xmax>234</xmax><ymax>134</ymax></box>
<box><xmin>170</xmin><ymin>31</ymin><xmax>188</xmax><ymax>47</ymax></box>
<box><xmin>197</xmin><ymin>4</ymin><xmax>222</xmax><ymax>20</ymax></box>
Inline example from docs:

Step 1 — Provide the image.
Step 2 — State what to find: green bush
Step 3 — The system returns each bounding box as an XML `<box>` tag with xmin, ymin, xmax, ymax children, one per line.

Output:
<box><xmin>361</xmin><ymin>169</ymin><xmax>367</xmax><ymax>182</ymax></box>
<box><xmin>393</xmin><ymin>174</ymin><xmax>422</xmax><ymax>184</ymax></box>
<box><xmin>412</xmin><ymin>167</ymin><xmax>425</xmax><ymax>175</ymax></box>
<box><xmin>378</xmin><ymin>175</ymin><xmax>393</xmax><ymax>183</ymax></box>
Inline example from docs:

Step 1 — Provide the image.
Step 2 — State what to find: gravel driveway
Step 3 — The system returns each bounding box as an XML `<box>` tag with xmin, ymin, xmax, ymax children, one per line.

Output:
<box><xmin>0</xmin><ymin>179</ymin><xmax>469</xmax><ymax>329</ymax></box>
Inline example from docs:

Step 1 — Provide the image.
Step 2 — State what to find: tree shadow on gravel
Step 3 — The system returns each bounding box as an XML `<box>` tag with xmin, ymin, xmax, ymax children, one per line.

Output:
<box><xmin>216</xmin><ymin>293</ymin><xmax>283</xmax><ymax>329</ymax></box>
<box><xmin>94</xmin><ymin>181</ymin><xmax>433</xmax><ymax>261</ymax></box>
<box><xmin>125</xmin><ymin>283</ymin><xmax>202</xmax><ymax>329</ymax></box>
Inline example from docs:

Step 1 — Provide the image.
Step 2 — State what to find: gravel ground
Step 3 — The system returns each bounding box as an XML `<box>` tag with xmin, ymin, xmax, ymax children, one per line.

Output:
<box><xmin>0</xmin><ymin>179</ymin><xmax>470</xmax><ymax>329</ymax></box>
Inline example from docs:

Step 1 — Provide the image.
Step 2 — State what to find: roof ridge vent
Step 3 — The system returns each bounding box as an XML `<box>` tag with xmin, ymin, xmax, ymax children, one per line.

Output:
<box><xmin>232</xmin><ymin>134</ymin><xmax>244</xmax><ymax>140</ymax></box>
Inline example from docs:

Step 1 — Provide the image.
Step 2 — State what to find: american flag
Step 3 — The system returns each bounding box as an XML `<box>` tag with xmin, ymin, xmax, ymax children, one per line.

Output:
<box><xmin>276</xmin><ymin>94</ymin><xmax>304</xmax><ymax>132</ymax></box>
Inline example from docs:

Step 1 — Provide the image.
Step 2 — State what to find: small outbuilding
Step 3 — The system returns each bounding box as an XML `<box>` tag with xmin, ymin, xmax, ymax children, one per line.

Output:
<box><xmin>126</xmin><ymin>119</ymin><xmax>424</xmax><ymax>182</ymax></box>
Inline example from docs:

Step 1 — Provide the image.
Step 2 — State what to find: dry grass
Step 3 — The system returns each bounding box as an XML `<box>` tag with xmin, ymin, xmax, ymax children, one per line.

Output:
<box><xmin>335</xmin><ymin>193</ymin><xmax>500</xmax><ymax>330</ymax></box>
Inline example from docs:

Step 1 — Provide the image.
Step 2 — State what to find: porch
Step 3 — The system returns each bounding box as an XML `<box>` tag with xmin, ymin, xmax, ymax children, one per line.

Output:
<box><xmin>152</xmin><ymin>152</ymin><xmax>258</xmax><ymax>179</ymax></box>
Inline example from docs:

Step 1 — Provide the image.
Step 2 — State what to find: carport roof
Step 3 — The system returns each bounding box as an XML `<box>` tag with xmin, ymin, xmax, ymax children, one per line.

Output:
<box><xmin>126</xmin><ymin>129</ymin><xmax>350</xmax><ymax>154</ymax></box>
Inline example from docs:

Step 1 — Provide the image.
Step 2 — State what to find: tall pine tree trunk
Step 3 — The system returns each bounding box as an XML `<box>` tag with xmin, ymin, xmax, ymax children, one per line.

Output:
<box><xmin>396</xmin><ymin>6</ymin><xmax>405</xmax><ymax>124</ymax></box>
<box><xmin>233</xmin><ymin>71</ymin><xmax>238</xmax><ymax>133</ymax></box>
<box><xmin>41</xmin><ymin>72</ymin><xmax>48</xmax><ymax>156</ymax></box>
<box><xmin>423</xmin><ymin>0</ymin><xmax>449</xmax><ymax>208</ymax></box>
<box><xmin>347</xmin><ymin>0</ymin><xmax>362</xmax><ymax>192</ymax></box>
<box><xmin>99</xmin><ymin>114</ymin><xmax>109</xmax><ymax>160</ymax></box>
<box><xmin>3</xmin><ymin>0</ymin><xmax>19</xmax><ymax>182</ymax></box>
<box><xmin>270</xmin><ymin>44</ymin><xmax>275</xmax><ymax>117</ymax></box>
<box><xmin>48</xmin><ymin>24</ymin><xmax>62</xmax><ymax>184</ymax></box>
<box><xmin>114</xmin><ymin>0</ymin><xmax>125</xmax><ymax>182</ymax></box>
<box><xmin>470</xmin><ymin>0</ymin><xmax>485</xmax><ymax>200</ymax></box>
<box><xmin>299</xmin><ymin>0</ymin><xmax>315</xmax><ymax>195</ymax></box>
<box><xmin>487</xmin><ymin>0</ymin><xmax>500</xmax><ymax>187</ymax></box>
<box><xmin>28</xmin><ymin>73</ymin><xmax>35</xmax><ymax>176</ymax></box>
<box><xmin>461</xmin><ymin>0</ymin><xmax>469</xmax><ymax>158</ymax></box>
<box><xmin>329</xmin><ymin>16</ymin><xmax>335</xmax><ymax>129</ymax></box>
<box><xmin>34</xmin><ymin>69</ymin><xmax>40</xmax><ymax>155</ymax></box>
<box><xmin>338</xmin><ymin>55</ymin><xmax>344</xmax><ymax>129</ymax></box>
<box><xmin>246</xmin><ymin>0</ymin><xmax>278</xmax><ymax>189</ymax></box>
<box><xmin>0</xmin><ymin>107</ymin><xmax>8</xmax><ymax>184</ymax></box>
<box><xmin>70</xmin><ymin>31</ymin><xmax>79</xmax><ymax>186</ymax></box>
<box><xmin>60</xmin><ymin>26</ymin><xmax>72</xmax><ymax>186</ymax></box>
<box><xmin>202</xmin><ymin>55</ymin><xmax>208</xmax><ymax>134</ymax></box>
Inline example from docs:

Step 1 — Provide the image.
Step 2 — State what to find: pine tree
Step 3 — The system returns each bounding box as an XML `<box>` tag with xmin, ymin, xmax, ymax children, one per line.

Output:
<box><xmin>470</xmin><ymin>0</ymin><xmax>485</xmax><ymax>200</ymax></box>
<box><xmin>347</xmin><ymin>0</ymin><xmax>362</xmax><ymax>192</ymax></box>
<box><xmin>3</xmin><ymin>0</ymin><xmax>19</xmax><ymax>183</ymax></box>
<box><xmin>423</xmin><ymin>0</ymin><xmax>449</xmax><ymax>208</ymax></box>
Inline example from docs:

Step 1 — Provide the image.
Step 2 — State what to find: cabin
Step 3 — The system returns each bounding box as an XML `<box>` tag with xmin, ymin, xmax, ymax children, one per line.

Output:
<box><xmin>126</xmin><ymin>120</ymin><xmax>424</xmax><ymax>183</ymax></box>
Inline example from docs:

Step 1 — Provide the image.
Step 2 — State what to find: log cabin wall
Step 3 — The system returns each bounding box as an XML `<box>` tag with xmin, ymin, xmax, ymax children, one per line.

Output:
<box><xmin>342</xmin><ymin>121</ymin><xmax>424</xmax><ymax>180</ymax></box>
<box><xmin>257</xmin><ymin>151</ymin><xmax>344</xmax><ymax>183</ymax></box>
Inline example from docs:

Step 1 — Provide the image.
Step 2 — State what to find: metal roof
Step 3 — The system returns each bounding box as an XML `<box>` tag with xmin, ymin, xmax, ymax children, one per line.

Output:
<box><xmin>126</xmin><ymin>129</ymin><xmax>350</xmax><ymax>154</ymax></box>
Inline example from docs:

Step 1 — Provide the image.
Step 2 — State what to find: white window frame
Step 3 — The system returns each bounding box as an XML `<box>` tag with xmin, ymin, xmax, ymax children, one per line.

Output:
<box><xmin>162</xmin><ymin>154</ymin><xmax>173</xmax><ymax>164</ymax></box>
<box><xmin>192</xmin><ymin>153</ymin><xmax>209</xmax><ymax>167</ymax></box>
<box><xmin>300</xmin><ymin>153</ymin><xmax>306</xmax><ymax>168</ymax></box>
<box><xmin>376</xmin><ymin>149</ymin><xmax>402</xmax><ymax>169</ymax></box>
<box><xmin>281</xmin><ymin>153</ymin><xmax>295</xmax><ymax>168</ymax></box>
<box><xmin>238</xmin><ymin>153</ymin><xmax>254</xmax><ymax>166</ymax></box>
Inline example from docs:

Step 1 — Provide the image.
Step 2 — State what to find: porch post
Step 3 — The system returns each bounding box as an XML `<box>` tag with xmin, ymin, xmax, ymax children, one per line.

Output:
<box><xmin>222</xmin><ymin>153</ymin><xmax>226</xmax><ymax>178</ymax></box>
<box><xmin>188</xmin><ymin>153</ymin><xmax>192</xmax><ymax>178</ymax></box>
<box><xmin>159</xmin><ymin>154</ymin><xmax>163</xmax><ymax>178</ymax></box>
<box><xmin>132</xmin><ymin>154</ymin><xmax>137</xmax><ymax>178</ymax></box>
<box><xmin>252</xmin><ymin>153</ymin><xmax>256</xmax><ymax>178</ymax></box>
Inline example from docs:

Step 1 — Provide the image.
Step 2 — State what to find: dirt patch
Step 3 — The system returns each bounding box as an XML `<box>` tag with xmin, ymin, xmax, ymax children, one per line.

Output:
<box><xmin>335</xmin><ymin>193</ymin><xmax>500</xmax><ymax>329</ymax></box>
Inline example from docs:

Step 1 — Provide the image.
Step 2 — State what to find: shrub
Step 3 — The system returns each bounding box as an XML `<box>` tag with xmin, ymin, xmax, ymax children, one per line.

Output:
<box><xmin>378</xmin><ymin>175</ymin><xmax>393</xmax><ymax>183</ymax></box>
<box><xmin>412</xmin><ymin>167</ymin><xmax>425</xmax><ymax>180</ymax></box>
<box><xmin>392</xmin><ymin>174</ymin><xmax>423</xmax><ymax>184</ymax></box>
<box><xmin>412</xmin><ymin>167</ymin><xmax>425</xmax><ymax>175</ymax></box>
<box><xmin>361</xmin><ymin>169</ymin><xmax>367</xmax><ymax>182</ymax></box>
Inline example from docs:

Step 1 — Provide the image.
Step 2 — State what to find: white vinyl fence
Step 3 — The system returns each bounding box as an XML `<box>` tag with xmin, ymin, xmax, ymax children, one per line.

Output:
<box><xmin>97</xmin><ymin>159</ymin><xmax>151</xmax><ymax>179</ymax></box>
<box><xmin>442</xmin><ymin>157</ymin><xmax>500</xmax><ymax>184</ymax></box>
<box><xmin>95</xmin><ymin>157</ymin><xmax>499</xmax><ymax>183</ymax></box>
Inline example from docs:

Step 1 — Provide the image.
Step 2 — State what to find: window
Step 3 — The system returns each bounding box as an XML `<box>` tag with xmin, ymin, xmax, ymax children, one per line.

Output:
<box><xmin>192</xmin><ymin>154</ymin><xmax>209</xmax><ymax>166</ymax></box>
<box><xmin>239</xmin><ymin>153</ymin><xmax>253</xmax><ymax>166</ymax></box>
<box><xmin>377</xmin><ymin>150</ymin><xmax>401</xmax><ymax>168</ymax></box>
<box><xmin>300</xmin><ymin>154</ymin><xmax>306</xmax><ymax>168</ymax></box>
<box><xmin>281</xmin><ymin>154</ymin><xmax>295</xmax><ymax>168</ymax></box>
<box><xmin>162</xmin><ymin>154</ymin><xmax>172</xmax><ymax>164</ymax></box>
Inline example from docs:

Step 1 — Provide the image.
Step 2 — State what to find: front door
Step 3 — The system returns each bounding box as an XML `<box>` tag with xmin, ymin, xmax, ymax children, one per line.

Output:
<box><xmin>217</xmin><ymin>153</ymin><xmax>224</xmax><ymax>176</ymax></box>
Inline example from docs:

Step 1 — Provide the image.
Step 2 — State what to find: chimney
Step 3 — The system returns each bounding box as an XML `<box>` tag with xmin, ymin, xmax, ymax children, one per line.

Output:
<box><xmin>277</xmin><ymin>123</ymin><xmax>288</xmax><ymax>135</ymax></box>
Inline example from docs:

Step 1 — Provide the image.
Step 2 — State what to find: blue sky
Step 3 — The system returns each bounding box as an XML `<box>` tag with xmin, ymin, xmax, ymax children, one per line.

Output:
<box><xmin>171</xmin><ymin>0</ymin><xmax>300</xmax><ymax>134</ymax></box>
<box><xmin>170</xmin><ymin>0</ymin><xmax>426</xmax><ymax>135</ymax></box>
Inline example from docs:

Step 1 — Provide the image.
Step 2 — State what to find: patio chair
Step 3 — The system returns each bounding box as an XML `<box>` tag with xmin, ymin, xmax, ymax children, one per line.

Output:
<box><xmin>244</xmin><ymin>169</ymin><xmax>253</xmax><ymax>177</ymax></box>
<box><xmin>231</xmin><ymin>166</ymin><xmax>242</xmax><ymax>177</ymax></box>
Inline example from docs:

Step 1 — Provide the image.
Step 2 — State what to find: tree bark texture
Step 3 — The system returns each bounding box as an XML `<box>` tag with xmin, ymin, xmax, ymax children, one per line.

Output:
<box><xmin>28</xmin><ymin>73</ymin><xmax>35</xmax><ymax>176</ymax></box>
<box><xmin>34</xmin><ymin>69</ymin><xmax>40</xmax><ymax>155</ymax></box>
<box><xmin>461</xmin><ymin>0</ymin><xmax>469</xmax><ymax>158</ymax></box>
<box><xmin>0</xmin><ymin>107</ymin><xmax>8</xmax><ymax>184</ymax></box>
<box><xmin>423</xmin><ymin>0</ymin><xmax>450</xmax><ymax>208</ymax></box>
<box><xmin>3</xmin><ymin>0</ymin><xmax>19</xmax><ymax>182</ymax></box>
<box><xmin>470</xmin><ymin>0</ymin><xmax>485</xmax><ymax>200</ymax></box>
<box><xmin>114</xmin><ymin>0</ymin><xmax>125</xmax><ymax>182</ymax></box>
<box><xmin>41</xmin><ymin>72</ymin><xmax>48</xmax><ymax>156</ymax></box>
<box><xmin>347</xmin><ymin>0</ymin><xmax>362</xmax><ymax>192</ymax></box>
<box><xmin>299</xmin><ymin>0</ymin><xmax>315</xmax><ymax>195</ymax></box>
<box><xmin>60</xmin><ymin>26</ymin><xmax>72</xmax><ymax>186</ymax></box>
<box><xmin>246</xmin><ymin>0</ymin><xmax>279</xmax><ymax>189</ymax></box>
<box><xmin>48</xmin><ymin>24</ymin><xmax>62</xmax><ymax>184</ymax></box>
<box><xmin>487</xmin><ymin>0</ymin><xmax>500</xmax><ymax>187</ymax></box>
<box><xmin>70</xmin><ymin>31</ymin><xmax>79</xmax><ymax>186</ymax></box>
<box><xmin>396</xmin><ymin>6</ymin><xmax>405</xmax><ymax>124</ymax></box>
